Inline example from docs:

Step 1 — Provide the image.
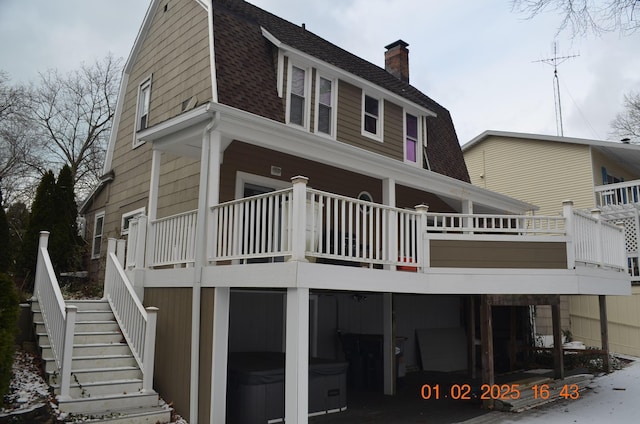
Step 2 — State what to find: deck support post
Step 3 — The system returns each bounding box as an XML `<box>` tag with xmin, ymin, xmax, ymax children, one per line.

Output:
<box><xmin>383</xmin><ymin>292</ymin><xmax>395</xmax><ymax>395</ymax></box>
<box><xmin>285</xmin><ymin>287</ymin><xmax>309</xmax><ymax>424</ymax></box>
<box><xmin>210</xmin><ymin>287</ymin><xmax>230</xmax><ymax>424</ymax></box>
<box><xmin>552</xmin><ymin>303</ymin><xmax>564</xmax><ymax>379</ymax></box>
<box><xmin>383</xmin><ymin>178</ymin><xmax>396</xmax><ymax>270</ymax></box>
<box><xmin>599</xmin><ymin>295</ymin><xmax>610</xmax><ymax>373</ymax></box>
<box><xmin>480</xmin><ymin>295</ymin><xmax>494</xmax><ymax>409</ymax></box>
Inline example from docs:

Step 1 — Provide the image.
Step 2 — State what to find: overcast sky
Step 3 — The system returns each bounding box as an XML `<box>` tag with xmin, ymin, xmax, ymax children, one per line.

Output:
<box><xmin>1</xmin><ymin>0</ymin><xmax>638</xmax><ymax>145</ymax></box>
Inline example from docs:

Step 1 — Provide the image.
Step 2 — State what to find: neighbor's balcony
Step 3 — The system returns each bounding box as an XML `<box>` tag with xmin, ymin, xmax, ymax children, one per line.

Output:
<box><xmin>595</xmin><ymin>179</ymin><xmax>640</xmax><ymax>209</ymax></box>
<box><xmin>126</xmin><ymin>177</ymin><xmax>628</xmax><ymax>276</ymax></box>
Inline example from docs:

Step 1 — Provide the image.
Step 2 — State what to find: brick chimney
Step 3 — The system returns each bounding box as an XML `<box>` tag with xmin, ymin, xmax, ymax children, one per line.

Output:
<box><xmin>385</xmin><ymin>40</ymin><xmax>409</xmax><ymax>83</ymax></box>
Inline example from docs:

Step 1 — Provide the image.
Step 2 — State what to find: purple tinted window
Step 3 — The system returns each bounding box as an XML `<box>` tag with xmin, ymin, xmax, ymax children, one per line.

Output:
<box><xmin>406</xmin><ymin>139</ymin><xmax>416</xmax><ymax>162</ymax></box>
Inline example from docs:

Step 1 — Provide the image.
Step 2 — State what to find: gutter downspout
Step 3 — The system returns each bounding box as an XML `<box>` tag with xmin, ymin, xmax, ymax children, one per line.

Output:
<box><xmin>190</xmin><ymin>109</ymin><xmax>220</xmax><ymax>423</ymax></box>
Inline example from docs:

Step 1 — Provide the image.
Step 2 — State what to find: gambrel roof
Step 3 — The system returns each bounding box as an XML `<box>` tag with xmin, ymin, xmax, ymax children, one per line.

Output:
<box><xmin>212</xmin><ymin>0</ymin><xmax>470</xmax><ymax>182</ymax></box>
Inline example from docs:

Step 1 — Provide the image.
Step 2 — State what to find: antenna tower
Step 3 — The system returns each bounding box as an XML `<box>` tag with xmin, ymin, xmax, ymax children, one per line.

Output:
<box><xmin>534</xmin><ymin>42</ymin><xmax>579</xmax><ymax>137</ymax></box>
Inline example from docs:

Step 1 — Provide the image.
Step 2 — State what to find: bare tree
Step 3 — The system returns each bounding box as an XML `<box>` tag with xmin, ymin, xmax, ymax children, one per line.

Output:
<box><xmin>29</xmin><ymin>54</ymin><xmax>122</xmax><ymax>198</ymax></box>
<box><xmin>512</xmin><ymin>0</ymin><xmax>640</xmax><ymax>36</ymax></box>
<box><xmin>611</xmin><ymin>91</ymin><xmax>640</xmax><ymax>143</ymax></box>
<box><xmin>0</xmin><ymin>71</ymin><xmax>41</xmax><ymax>205</ymax></box>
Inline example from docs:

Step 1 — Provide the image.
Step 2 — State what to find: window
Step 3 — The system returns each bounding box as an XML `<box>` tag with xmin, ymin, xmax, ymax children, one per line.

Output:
<box><xmin>316</xmin><ymin>76</ymin><xmax>334</xmax><ymax>136</ymax></box>
<box><xmin>133</xmin><ymin>76</ymin><xmax>151</xmax><ymax>147</ymax></box>
<box><xmin>362</xmin><ymin>93</ymin><xmax>383</xmax><ymax>140</ymax></box>
<box><xmin>121</xmin><ymin>207</ymin><xmax>146</xmax><ymax>235</ymax></box>
<box><xmin>405</xmin><ymin>113</ymin><xmax>419</xmax><ymax>164</ymax></box>
<box><xmin>288</xmin><ymin>65</ymin><xmax>307</xmax><ymax>127</ymax></box>
<box><xmin>92</xmin><ymin>212</ymin><xmax>105</xmax><ymax>259</ymax></box>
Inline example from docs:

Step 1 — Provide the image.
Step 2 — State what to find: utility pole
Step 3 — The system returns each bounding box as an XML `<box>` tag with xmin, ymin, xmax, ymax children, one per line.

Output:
<box><xmin>534</xmin><ymin>42</ymin><xmax>579</xmax><ymax>137</ymax></box>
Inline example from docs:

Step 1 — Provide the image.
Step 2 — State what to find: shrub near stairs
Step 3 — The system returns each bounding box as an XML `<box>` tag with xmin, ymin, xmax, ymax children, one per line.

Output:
<box><xmin>0</xmin><ymin>274</ymin><xmax>19</xmax><ymax>403</ymax></box>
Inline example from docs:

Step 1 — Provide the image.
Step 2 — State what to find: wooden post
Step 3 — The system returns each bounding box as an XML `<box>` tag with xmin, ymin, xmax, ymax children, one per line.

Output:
<box><xmin>509</xmin><ymin>306</ymin><xmax>517</xmax><ymax>371</ymax></box>
<box><xmin>480</xmin><ymin>295</ymin><xmax>494</xmax><ymax>409</ymax></box>
<box><xmin>551</xmin><ymin>304</ymin><xmax>564</xmax><ymax>379</ymax></box>
<box><xmin>599</xmin><ymin>295</ymin><xmax>610</xmax><ymax>373</ymax></box>
<box><xmin>467</xmin><ymin>296</ymin><xmax>476</xmax><ymax>379</ymax></box>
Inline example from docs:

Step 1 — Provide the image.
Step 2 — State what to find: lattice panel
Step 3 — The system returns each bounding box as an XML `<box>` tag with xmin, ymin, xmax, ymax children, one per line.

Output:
<box><xmin>622</xmin><ymin>216</ymin><xmax>638</xmax><ymax>253</ymax></box>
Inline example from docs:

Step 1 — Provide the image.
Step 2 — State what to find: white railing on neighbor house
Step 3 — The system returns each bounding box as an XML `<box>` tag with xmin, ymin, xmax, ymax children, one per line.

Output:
<box><xmin>595</xmin><ymin>180</ymin><xmax>640</xmax><ymax>208</ymax></box>
<box><xmin>33</xmin><ymin>231</ymin><xmax>76</xmax><ymax>399</ymax></box>
<box><xmin>104</xmin><ymin>239</ymin><xmax>158</xmax><ymax>392</ymax></box>
<box><xmin>126</xmin><ymin>177</ymin><xmax>628</xmax><ymax>273</ymax></box>
<box><xmin>573</xmin><ymin>209</ymin><xmax>627</xmax><ymax>269</ymax></box>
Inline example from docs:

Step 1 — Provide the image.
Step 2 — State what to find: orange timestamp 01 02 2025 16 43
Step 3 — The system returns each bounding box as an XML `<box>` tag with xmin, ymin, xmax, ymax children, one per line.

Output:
<box><xmin>420</xmin><ymin>383</ymin><xmax>580</xmax><ymax>401</ymax></box>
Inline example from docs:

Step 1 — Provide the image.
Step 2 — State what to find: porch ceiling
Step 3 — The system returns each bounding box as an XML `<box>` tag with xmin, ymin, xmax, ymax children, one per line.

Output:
<box><xmin>593</xmin><ymin>145</ymin><xmax>640</xmax><ymax>176</ymax></box>
<box><xmin>142</xmin><ymin>102</ymin><xmax>538</xmax><ymax>215</ymax></box>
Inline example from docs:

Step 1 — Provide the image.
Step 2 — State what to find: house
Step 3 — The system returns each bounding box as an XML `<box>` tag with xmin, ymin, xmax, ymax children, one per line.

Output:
<box><xmin>463</xmin><ymin>130</ymin><xmax>640</xmax><ymax>356</ymax></box>
<box><xmin>32</xmin><ymin>1</ymin><xmax>630</xmax><ymax>423</ymax></box>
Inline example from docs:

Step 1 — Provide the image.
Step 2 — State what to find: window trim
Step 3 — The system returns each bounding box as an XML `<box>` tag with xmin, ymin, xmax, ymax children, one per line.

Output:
<box><xmin>404</xmin><ymin>112</ymin><xmax>422</xmax><ymax>166</ymax></box>
<box><xmin>133</xmin><ymin>75</ymin><xmax>152</xmax><ymax>148</ymax></box>
<box><xmin>361</xmin><ymin>92</ymin><xmax>384</xmax><ymax>142</ymax></box>
<box><xmin>286</xmin><ymin>62</ymin><xmax>311</xmax><ymax>130</ymax></box>
<box><xmin>314</xmin><ymin>73</ymin><xmax>337</xmax><ymax>138</ymax></box>
<box><xmin>91</xmin><ymin>211</ymin><xmax>105</xmax><ymax>259</ymax></box>
<box><xmin>121</xmin><ymin>207</ymin><xmax>146</xmax><ymax>236</ymax></box>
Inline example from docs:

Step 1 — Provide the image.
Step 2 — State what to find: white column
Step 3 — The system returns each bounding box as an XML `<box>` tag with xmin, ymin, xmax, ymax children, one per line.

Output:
<box><xmin>562</xmin><ymin>200</ymin><xmax>576</xmax><ymax>269</ymax></box>
<box><xmin>290</xmin><ymin>176</ymin><xmax>309</xmax><ymax>262</ymax></box>
<box><xmin>146</xmin><ymin>149</ymin><xmax>161</xmax><ymax>267</ymax></box>
<box><xmin>462</xmin><ymin>199</ymin><xmax>473</xmax><ymax>234</ymax></box>
<box><xmin>206</xmin><ymin>130</ymin><xmax>222</xmax><ymax>264</ymax></box>
<box><xmin>285</xmin><ymin>287</ymin><xmax>309</xmax><ymax>424</ymax></box>
<box><xmin>210</xmin><ymin>287</ymin><xmax>230</xmax><ymax>424</ymax></box>
<box><xmin>383</xmin><ymin>178</ymin><xmax>397</xmax><ymax>270</ymax></box>
<box><xmin>591</xmin><ymin>208</ymin><xmax>603</xmax><ymax>266</ymax></box>
<box><xmin>382</xmin><ymin>292</ymin><xmax>395</xmax><ymax>395</ymax></box>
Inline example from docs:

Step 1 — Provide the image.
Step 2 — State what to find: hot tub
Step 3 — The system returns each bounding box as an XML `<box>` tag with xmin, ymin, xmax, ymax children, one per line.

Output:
<box><xmin>227</xmin><ymin>352</ymin><xmax>348</xmax><ymax>424</ymax></box>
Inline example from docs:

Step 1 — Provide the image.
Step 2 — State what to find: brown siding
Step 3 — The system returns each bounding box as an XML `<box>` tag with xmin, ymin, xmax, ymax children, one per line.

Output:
<box><xmin>336</xmin><ymin>80</ymin><xmax>403</xmax><ymax>160</ymax></box>
<box><xmin>144</xmin><ymin>288</ymin><xmax>193</xmax><ymax>421</ymax></box>
<box><xmin>429</xmin><ymin>240</ymin><xmax>567</xmax><ymax>268</ymax></box>
<box><xmin>198</xmin><ymin>288</ymin><xmax>214</xmax><ymax>424</ymax></box>
<box><xmin>106</xmin><ymin>0</ymin><xmax>211</xmax><ymax>240</ymax></box>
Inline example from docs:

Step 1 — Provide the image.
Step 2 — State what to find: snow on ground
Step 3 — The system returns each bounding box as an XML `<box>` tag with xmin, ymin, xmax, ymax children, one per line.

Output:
<box><xmin>1</xmin><ymin>349</ymin><xmax>51</xmax><ymax>416</ymax></box>
<box><xmin>500</xmin><ymin>356</ymin><xmax>640</xmax><ymax>423</ymax></box>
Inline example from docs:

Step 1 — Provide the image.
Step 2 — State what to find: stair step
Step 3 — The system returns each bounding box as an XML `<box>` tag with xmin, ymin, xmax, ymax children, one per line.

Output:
<box><xmin>38</xmin><ymin>331</ymin><xmax>124</xmax><ymax>345</ymax></box>
<box><xmin>53</xmin><ymin>379</ymin><xmax>144</xmax><ymax>397</ymax></box>
<box><xmin>65</xmin><ymin>300</ymin><xmax>112</xmax><ymax>311</ymax></box>
<box><xmin>36</xmin><ymin>321</ymin><xmax>120</xmax><ymax>334</ymax></box>
<box><xmin>43</xmin><ymin>354</ymin><xmax>137</xmax><ymax>373</ymax></box>
<box><xmin>42</xmin><ymin>342</ymin><xmax>132</xmax><ymax>358</ymax></box>
<box><xmin>57</xmin><ymin>391</ymin><xmax>162</xmax><ymax>413</ymax></box>
<box><xmin>63</xmin><ymin>405</ymin><xmax>171</xmax><ymax>424</ymax></box>
<box><xmin>48</xmin><ymin>366</ymin><xmax>142</xmax><ymax>386</ymax></box>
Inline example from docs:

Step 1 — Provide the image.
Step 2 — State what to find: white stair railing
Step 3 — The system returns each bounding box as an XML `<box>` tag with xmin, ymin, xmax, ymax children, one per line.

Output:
<box><xmin>104</xmin><ymin>239</ymin><xmax>158</xmax><ymax>392</ymax></box>
<box><xmin>32</xmin><ymin>231</ymin><xmax>76</xmax><ymax>399</ymax></box>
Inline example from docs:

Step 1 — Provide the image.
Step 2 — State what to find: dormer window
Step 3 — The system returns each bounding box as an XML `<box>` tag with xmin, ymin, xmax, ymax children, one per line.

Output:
<box><xmin>362</xmin><ymin>93</ymin><xmax>383</xmax><ymax>141</ymax></box>
<box><xmin>288</xmin><ymin>65</ymin><xmax>308</xmax><ymax>128</ymax></box>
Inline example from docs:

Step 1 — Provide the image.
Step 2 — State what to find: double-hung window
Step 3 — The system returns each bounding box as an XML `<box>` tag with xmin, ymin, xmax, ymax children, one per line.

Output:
<box><xmin>316</xmin><ymin>75</ymin><xmax>335</xmax><ymax>136</ymax></box>
<box><xmin>405</xmin><ymin>113</ymin><xmax>420</xmax><ymax>164</ymax></box>
<box><xmin>362</xmin><ymin>93</ymin><xmax>383</xmax><ymax>140</ymax></box>
<box><xmin>288</xmin><ymin>65</ymin><xmax>308</xmax><ymax>128</ymax></box>
<box><xmin>133</xmin><ymin>76</ymin><xmax>151</xmax><ymax>147</ymax></box>
<box><xmin>92</xmin><ymin>211</ymin><xmax>105</xmax><ymax>259</ymax></box>
<box><xmin>121</xmin><ymin>207</ymin><xmax>146</xmax><ymax>236</ymax></box>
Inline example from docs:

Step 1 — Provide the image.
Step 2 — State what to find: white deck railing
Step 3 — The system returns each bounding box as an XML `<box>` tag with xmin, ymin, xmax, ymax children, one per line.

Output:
<box><xmin>126</xmin><ymin>177</ymin><xmax>628</xmax><ymax>274</ymax></box>
<box><xmin>425</xmin><ymin>213</ymin><xmax>565</xmax><ymax>235</ymax></box>
<box><xmin>104</xmin><ymin>239</ymin><xmax>157</xmax><ymax>392</ymax></box>
<box><xmin>32</xmin><ymin>231</ymin><xmax>76</xmax><ymax>399</ymax></box>
<box><xmin>149</xmin><ymin>210</ymin><xmax>197</xmax><ymax>267</ymax></box>
<box><xmin>595</xmin><ymin>180</ymin><xmax>640</xmax><ymax>208</ymax></box>
<box><xmin>573</xmin><ymin>209</ymin><xmax>627</xmax><ymax>269</ymax></box>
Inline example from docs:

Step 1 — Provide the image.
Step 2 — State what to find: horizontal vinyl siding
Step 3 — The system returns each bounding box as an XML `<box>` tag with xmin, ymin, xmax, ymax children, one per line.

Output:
<box><xmin>464</xmin><ymin>137</ymin><xmax>595</xmax><ymax>214</ymax></box>
<box><xmin>336</xmin><ymin>80</ymin><xmax>403</xmax><ymax>160</ymax></box>
<box><xmin>570</xmin><ymin>288</ymin><xmax>640</xmax><ymax>357</ymax></box>
<box><xmin>429</xmin><ymin>240</ymin><xmax>567</xmax><ymax>268</ymax></box>
<box><xmin>144</xmin><ymin>287</ymin><xmax>193</xmax><ymax>421</ymax></box>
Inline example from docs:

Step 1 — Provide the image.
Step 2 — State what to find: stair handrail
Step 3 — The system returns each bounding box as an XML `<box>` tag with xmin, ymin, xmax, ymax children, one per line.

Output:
<box><xmin>103</xmin><ymin>239</ymin><xmax>157</xmax><ymax>392</ymax></box>
<box><xmin>32</xmin><ymin>231</ymin><xmax>76</xmax><ymax>399</ymax></box>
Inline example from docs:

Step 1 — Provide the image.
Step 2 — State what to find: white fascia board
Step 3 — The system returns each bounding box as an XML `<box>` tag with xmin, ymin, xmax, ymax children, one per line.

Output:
<box><xmin>261</xmin><ymin>28</ymin><xmax>437</xmax><ymax>118</ymax></box>
<box><xmin>103</xmin><ymin>72</ymin><xmax>129</xmax><ymax>174</ymax></box>
<box><xmin>211</xmin><ymin>102</ymin><xmax>536</xmax><ymax>213</ymax></box>
<box><xmin>136</xmin><ymin>103</ymin><xmax>216</xmax><ymax>142</ymax></box>
<box><xmin>463</xmin><ymin>129</ymin><xmax>640</xmax><ymax>153</ymax></box>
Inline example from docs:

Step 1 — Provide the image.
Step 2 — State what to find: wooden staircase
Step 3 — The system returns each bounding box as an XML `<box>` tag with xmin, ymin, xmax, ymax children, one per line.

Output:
<box><xmin>32</xmin><ymin>298</ymin><xmax>171</xmax><ymax>423</ymax></box>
